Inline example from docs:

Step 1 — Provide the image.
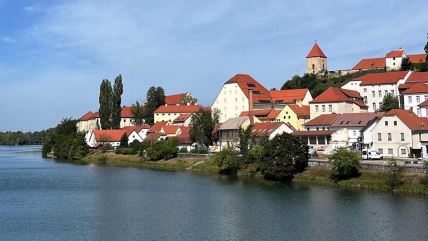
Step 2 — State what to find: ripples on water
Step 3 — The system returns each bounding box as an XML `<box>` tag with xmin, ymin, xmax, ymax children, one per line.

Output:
<box><xmin>0</xmin><ymin>146</ymin><xmax>427</xmax><ymax>241</ymax></box>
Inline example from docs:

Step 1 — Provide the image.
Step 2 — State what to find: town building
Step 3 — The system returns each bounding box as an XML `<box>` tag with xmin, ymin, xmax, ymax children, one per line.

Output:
<box><xmin>275</xmin><ymin>104</ymin><xmax>310</xmax><ymax>131</ymax></box>
<box><xmin>402</xmin><ymin>83</ymin><xmax>428</xmax><ymax>116</ymax></box>
<box><xmin>306</xmin><ymin>42</ymin><xmax>327</xmax><ymax>75</ymax></box>
<box><xmin>251</xmin><ymin>122</ymin><xmax>295</xmax><ymax>142</ymax></box>
<box><xmin>153</xmin><ymin>105</ymin><xmax>208</xmax><ymax>123</ymax></box>
<box><xmin>218</xmin><ymin>116</ymin><xmax>251</xmax><ymax>150</ymax></box>
<box><xmin>270</xmin><ymin>88</ymin><xmax>313</xmax><ymax>108</ymax></box>
<box><xmin>309</xmin><ymin>87</ymin><xmax>367</xmax><ymax>119</ymax></box>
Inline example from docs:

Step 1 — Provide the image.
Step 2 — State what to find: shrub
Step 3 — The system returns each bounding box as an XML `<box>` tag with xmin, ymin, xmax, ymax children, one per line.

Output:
<box><xmin>100</xmin><ymin>144</ymin><xmax>113</xmax><ymax>153</ymax></box>
<box><xmin>212</xmin><ymin>148</ymin><xmax>240</xmax><ymax>175</ymax></box>
<box><xmin>190</xmin><ymin>146</ymin><xmax>209</xmax><ymax>154</ymax></box>
<box><xmin>178</xmin><ymin>147</ymin><xmax>189</xmax><ymax>153</ymax></box>
<box><xmin>115</xmin><ymin>147</ymin><xmax>138</xmax><ymax>155</ymax></box>
<box><xmin>145</xmin><ymin>138</ymin><xmax>178</xmax><ymax>161</ymax></box>
<box><xmin>247</xmin><ymin>145</ymin><xmax>265</xmax><ymax>164</ymax></box>
<box><xmin>387</xmin><ymin>159</ymin><xmax>405</xmax><ymax>190</ymax></box>
<box><xmin>260</xmin><ymin>133</ymin><xmax>308</xmax><ymax>181</ymax></box>
<box><xmin>329</xmin><ymin>147</ymin><xmax>361</xmax><ymax>182</ymax></box>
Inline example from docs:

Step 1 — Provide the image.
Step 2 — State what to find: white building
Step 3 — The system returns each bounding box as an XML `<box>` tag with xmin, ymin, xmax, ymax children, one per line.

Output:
<box><xmin>385</xmin><ymin>49</ymin><xmax>406</xmax><ymax>71</ymax></box>
<box><xmin>402</xmin><ymin>83</ymin><xmax>428</xmax><ymax>116</ymax></box>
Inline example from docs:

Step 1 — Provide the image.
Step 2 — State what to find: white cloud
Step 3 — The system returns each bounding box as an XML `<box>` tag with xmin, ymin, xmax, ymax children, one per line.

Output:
<box><xmin>24</xmin><ymin>3</ymin><xmax>43</xmax><ymax>13</ymax></box>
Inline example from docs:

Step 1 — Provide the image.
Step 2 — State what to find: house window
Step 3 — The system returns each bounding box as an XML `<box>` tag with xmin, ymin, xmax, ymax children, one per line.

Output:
<box><xmin>353</xmin><ymin>130</ymin><xmax>356</xmax><ymax>136</ymax></box>
<box><xmin>401</xmin><ymin>148</ymin><xmax>407</xmax><ymax>155</ymax></box>
<box><xmin>408</xmin><ymin>96</ymin><xmax>412</xmax><ymax>103</ymax></box>
<box><xmin>316</xmin><ymin>127</ymin><xmax>319</xmax><ymax>130</ymax></box>
<box><xmin>328</xmin><ymin>105</ymin><xmax>332</xmax><ymax>112</ymax></box>
<box><xmin>391</xmin><ymin>90</ymin><xmax>394</xmax><ymax>95</ymax></box>
<box><xmin>387</xmin><ymin>133</ymin><xmax>392</xmax><ymax>141</ymax></box>
<box><xmin>425</xmin><ymin>95</ymin><xmax>428</xmax><ymax>101</ymax></box>
<box><xmin>378</xmin><ymin>90</ymin><xmax>382</xmax><ymax>97</ymax></box>
<box><xmin>378</xmin><ymin>148</ymin><xmax>383</xmax><ymax>154</ymax></box>
<box><xmin>364</xmin><ymin>96</ymin><xmax>367</xmax><ymax>104</ymax></box>
<box><xmin>318</xmin><ymin>137</ymin><xmax>326</xmax><ymax>144</ymax></box>
<box><xmin>417</xmin><ymin>96</ymin><xmax>421</xmax><ymax>103</ymax></box>
<box><xmin>315</xmin><ymin>105</ymin><xmax>319</xmax><ymax>112</ymax></box>
<box><xmin>394</xmin><ymin>121</ymin><xmax>397</xmax><ymax>126</ymax></box>
<box><xmin>377</xmin><ymin>133</ymin><xmax>382</xmax><ymax>141</ymax></box>
<box><xmin>322</xmin><ymin>105</ymin><xmax>326</xmax><ymax>112</ymax></box>
<box><xmin>364</xmin><ymin>88</ymin><xmax>367</xmax><ymax>93</ymax></box>
<box><xmin>373</xmin><ymin>103</ymin><xmax>376</xmax><ymax>110</ymax></box>
<box><xmin>384</xmin><ymin>90</ymin><xmax>388</xmax><ymax>95</ymax></box>
<box><xmin>385</xmin><ymin>121</ymin><xmax>388</xmax><ymax>126</ymax></box>
<box><xmin>372</xmin><ymin>91</ymin><xmax>375</xmax><ymax>97</ymax></box>
<box><xmin>400</xmin><ymin>133</ymin><xmax>405</xmax><ymax>141</ymax></box>
<box><xmin>417</xmin><ymin>108</ymin><xmax>421</xmax><ymax>116</ymax></box>
<box><xmin>388</xmin><ymin>148</ymin><xmax>393</xmax><ymax>155</ymax></box>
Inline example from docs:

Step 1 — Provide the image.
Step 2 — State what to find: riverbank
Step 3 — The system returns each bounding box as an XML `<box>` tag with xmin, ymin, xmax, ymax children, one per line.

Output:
<box><xmin>77</xmin><ymin>152</ymin><xmax>428</xmax><ymax>196</ymax></box>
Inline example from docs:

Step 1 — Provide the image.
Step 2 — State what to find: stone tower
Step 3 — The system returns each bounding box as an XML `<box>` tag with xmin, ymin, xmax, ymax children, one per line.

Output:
<box><xmin>306</xmin><ymin>42</ymin><xmax>327</xmax><ymax>75</ymax></box>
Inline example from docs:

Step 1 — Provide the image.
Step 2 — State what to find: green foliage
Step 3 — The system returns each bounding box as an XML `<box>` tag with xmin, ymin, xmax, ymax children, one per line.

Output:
<box><xmin>281</xmin><ymin>70</ymin><xmax>385</xmax><ymax>97</ymax></box>
<box><xmin>120</xmin><ymin>133</ymin><xmax>128</xmax><ymax>148</ymax></box>
<box><xmin>115</xmin><ymin>147</ymin><xmax>138</xmax><ymax>155</ymax></box>
<box><xmin>425</xmin><ymin>33</ymin><xmax>428</xmax><ymax>57</ymax></box>
<box><xmin>379</xmin><ymin>93</ymin><xmax>399</xmax><ymax>112</ymax></box>
<box><xmin>0</xmin><ymin>130</ymin><xmax>51</xmax><ymax>146</ymax></box>
<box><xmin>99</xmin><ymin>79</ymin><xmax>113</xmax><ymax>130</ymax></box>
<box><xmin>178</xmin><ymin>147</ymin><xmax>189</xmax><ymax>153</ymax></box>
<box><xmin>100</xmin><ymin>143</ymin><xmax>113</xmax><ymax>153</ymax></box>
<box><xmin>111</xmin><ymin>75</ymin><xmax>124</xmax><ymax>129</ymax></box>
<box><xmin>238</xmin><ymin>125</ymin><xmax>254</xmax><ymax>160</ymax></box>
<box><xmin>42</xmin><ymin>119</ymin><xmax>89</xmax><ymax>160</ymax></box>
<box><xmin>387</xmin><ymin>159</ymin><xmax>406</xmax><ymax>190</ymax></box>
<box><xmin>329</xmin><ymin>147</ymin><xmax>361</xmax><ymax>182</ymax></box>
<box><xmin>131</xmin><ymin>101</ymin><xmax>145</xmax><ymax>125</ymax></box>
<box><xmin>400</xmin><ymin>57</ymin><xmax>411</xmax><ymax>71</ymax></box>
<box><xmin>261</xmin><ymin>133</ymin><xmax>308</xmax><ymax>181</ymax></box>
<box><xmin>145</xmin><ymin>138</ymin><xmax>178</xmax><ymax>161</ymax></box>
<box><xmin>247</xmin><ymin>145</ymin><xmax>265</xmax><ymax>164</ymax></box>
<box><xmin>190</xmin><ymin>146</ymin><xmax>209</xmax><ymax>154</ymax></box>
<box><xmin>142</xmin><ymin>86</ymin><xmax>165</xmax><ymax>125</ymax></box>
<box><xmin>189</xmin><ymin>108</ymin><xmax>219</xmax><ymax>146</ymax></box>
<box><xmin>180</xmin><ymin>94</ymin><xmax>198</xmax><ymax>105</ymax></box>
<box><xmin>411</xmin><ymin>62</ymin><xmax>428</xmax><ymax>72</ymax></box>
<box><xmin>212</xmin><ymin>148</ymin><xmax>240</xmax><ymax>175</ymax></box>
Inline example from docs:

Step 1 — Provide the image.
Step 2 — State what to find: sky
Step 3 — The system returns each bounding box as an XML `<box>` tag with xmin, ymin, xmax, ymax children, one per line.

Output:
<box><xmin>0</xmin><ymin>0</ymin><xmax>427</xmax><ymax>131</ymax></box>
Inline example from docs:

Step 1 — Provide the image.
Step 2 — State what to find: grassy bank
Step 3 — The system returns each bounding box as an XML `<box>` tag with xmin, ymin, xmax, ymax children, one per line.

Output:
<box><xmin>76</xmin><ymin>153</ymin><xmax>428</xmax><ymax>196</ymax></box>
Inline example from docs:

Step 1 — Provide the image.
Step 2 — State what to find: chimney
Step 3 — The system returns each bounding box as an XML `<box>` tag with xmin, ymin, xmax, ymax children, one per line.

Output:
<box><xmin>248</xmin><ymin>87</ymin><xmax>254</xmax><ymax>125</ymax></box>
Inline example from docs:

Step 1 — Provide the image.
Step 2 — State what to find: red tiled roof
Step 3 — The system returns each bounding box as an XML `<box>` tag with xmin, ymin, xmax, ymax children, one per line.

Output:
<box><xmin>120</xmin><ymin>106</ymin><xmax>133</xmax><ymax>118</ymax></box>
<box><xmin>154</xmin><ymin>105</ymin><xmax>208</xmax><ymax>113</ymax></box>
<box><xmin>419</xmin><ymin>99</ymin><xmax>428</xmax><ymax>107</ymax></box>
<box><xmin>162</xmin><ymin>125</ymin><xmax>181</xmax><ymax>135</ymax></box>
<box><xmin>240</xmin><ymin>109</ymin><xmax>280</xmax><ymax>120</ymax></box>
<box><xmin>122</xmin><ymin>125</ymin><xmax>150</xmax><ymax>135</ymax></box>
<box><xmin>79</xmin><ymin>111</ymin><xmax>96</xmax><ymax>121</ymax></box>
<box><xmin>173</xmin><ymin>113</ymin><xmax>192</xmax><ymax>123</ymax></box>
<box><xmin>144</xmin><ymin>133</ymin><xmax>161</xmax><ymax>142</ymax></box>
<box><xmin>398</xmin><ymin>83</ymin><xmax>415</xmax><ymax>90</ymax></box>
<box><xmin>94</xmin><ymin>130</ymin><xmax>126</xmax><ymax>142</ymax></box>
<box><xmin>402</xmin><ymin>83</ymin><xmax>428</xmax><ymax>94</ymax></box>
<box><xmin>165</xmin><ymin>93</ymin><xmax>187</xmax><ymax>105</ymax></box>
<box><xmin>406</xmin><ymin>72</ymin><xmax>428</xmax><ymax>83</ymax></box>
<box><xmin>148</xmin><ymin>121</ymin><xmax>168</xmax><ymax>133</ymax></box>
<box><xmin>225</xmin><ymin>74</ymin><xmax>272</xmax><ymax>104</ymax></box>
<box><xmin>331</xmin><ymin>112</ymin><xmax>384</xmax><ymax>127</ymax></box>
<box><xmin>306</xmin><ymin>42</ymin><xmax>326</xmax><ymax>58</ymax></box>
<box><xmin>292</xmin><ymin>130</ymin><xmax>336</xmax><ymax>136</ymax></box>
<box><xmin>385</xmin><ymin>49</ymin><xmax>404</xmax><ymax>58</ymax></box>
<box><xmin>288</xmin><ymin>104</ymin><xmax>310</xmax><ymax>117</ymax></box>
<box><xmin>270</xmin><ymin>89</ymin><xmax>309</xmax><ymax>104</ymax></box>
<box><xmin>352</xmin><ymin>57</ymin><xmax>385</xmax><ymax>70</ymax></box>
<box><xmin>251</xmin><ymin>122</ymin><xmax>286</xmax><ymax>137</ymax></box>
<box><xmin>310</xmin><ymin>87</ymin><xmax>365</xmax><ymax>106</ymax></box>
<box><xmin>304</xmin><ymin>114</ymin><xmax>340</xmax><ymax>126</ymax></box>
<box><xmin>177</xmin><ymin>131</ymin><xmax>192</xmax><ymax>145</ymax></box>
<box><xmin>408</xmin><ymin>54</ymin><xmax>427</xmax><ymax>64</ymax></box>
<box><xmin>385</xmin><ymin>109</ymin><xmax>428</xmax><ymax>131</ymax></box>
<box><xmin>356</xmin><ymin>71</ymin><xmax>409</xmax><ymax>86</ymax></box>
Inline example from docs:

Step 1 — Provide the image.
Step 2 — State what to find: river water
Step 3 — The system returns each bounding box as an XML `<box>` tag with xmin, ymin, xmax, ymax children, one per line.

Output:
<box><xmin>0</xmin><ymin>146</ymin><xmax>427</xmax><ymax>241</ymax></box>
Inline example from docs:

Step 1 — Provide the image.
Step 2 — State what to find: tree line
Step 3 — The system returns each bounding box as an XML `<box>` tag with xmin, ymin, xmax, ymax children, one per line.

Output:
<box><xmin>0</xmin><ymin>130</ymin><xmax>52</xmax><ymax>146</ymax></box>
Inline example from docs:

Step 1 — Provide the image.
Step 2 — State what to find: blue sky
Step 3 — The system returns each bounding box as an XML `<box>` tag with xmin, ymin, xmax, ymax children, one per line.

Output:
<box><xmin>0</xmin><ymin>0</ymin><xmax>427</xmax><ymax>131</ymax></box>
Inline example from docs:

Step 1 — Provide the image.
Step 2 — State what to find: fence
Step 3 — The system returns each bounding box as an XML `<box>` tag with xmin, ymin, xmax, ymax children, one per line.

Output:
<box><xmin>308</xmin><ymin>159</ymin><xmax>427</xmax><ymax>173</ymax></box>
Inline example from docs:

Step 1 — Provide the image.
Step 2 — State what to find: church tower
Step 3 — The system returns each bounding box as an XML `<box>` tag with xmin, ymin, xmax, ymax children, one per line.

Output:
<box><xmin>306</xmin><ymin>42</ymin><xmax>327</xmax><ymax>75</ymax></box>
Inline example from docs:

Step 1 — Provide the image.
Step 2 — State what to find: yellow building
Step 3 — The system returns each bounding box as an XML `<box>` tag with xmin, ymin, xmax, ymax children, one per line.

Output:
<box><xmin>275</xmin><ymin>104</ymin><xmax>310</xmax><ymax>131</ymax></box>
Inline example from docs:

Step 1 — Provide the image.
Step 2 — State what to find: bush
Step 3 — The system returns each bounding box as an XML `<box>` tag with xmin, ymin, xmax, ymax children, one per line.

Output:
<box><xmin>329</xmin><ymin>147</ymin><xmax>361</xmax><ymax>182</ymax></box>
<box><xmin>260</xmin><ymin>133</ymin><xmax>308</xmax><ymax>181</ymax></box>
<box><xmin>212</xmin><ymin>148</ymin><xmax>240</xmax><ymax>175</ymax></box>
<box><xmin>178</xmin><ymin>147</ymin><xmax>188</xmax><ymax>153</ymax></box>
<box><xmin>115</xmin><ymin>147</ymin><xmax>138</xmax><ymax>155</ymax></box>
<box><xmin>190</xmin><ymin>146</ymin><xmax>209</xmax><ymax>154</ymax></box>
<box><xmin>100</xmin><ymin>143</ymin><xmax>113</xmax><ymax>153</ymax></box>
<box><xmin>387</xmin><ymin>159</ymin><xmax>405</xmax><ymax>190</ymax></box>
<box><xmin>145</xmin><ymin>138</ymin><xmax>178</xmax><ymax>161</ymax></box>
<box><xmin>247</xmin><ymin>145</ymin><xmax>265</xmax><ymax>164</ymax></box>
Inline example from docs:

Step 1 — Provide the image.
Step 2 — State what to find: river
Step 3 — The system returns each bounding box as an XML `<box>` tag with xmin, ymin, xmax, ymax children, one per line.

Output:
<box><xmin>0</xmin><ymin>145</ymin><xmax>427</xmax><ymax>241</ymax></box>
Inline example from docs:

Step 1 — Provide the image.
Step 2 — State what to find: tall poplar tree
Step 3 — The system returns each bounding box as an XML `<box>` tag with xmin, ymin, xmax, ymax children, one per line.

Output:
<box><xmin>142</xmin><ymin>86</ymin><xmax>165</xmax><ymax>124</ymax></box>
<box><xmin>425</xmin><ymin>33</ymin><xmax>428</xmax><ymax>61</ymax></box>
<box><xmin>131</xmin><ymin>101</ymin><xmax>144</xmax><ymax>125</ymax></box>
<box><xmin>111</xmin><ymin>75</ymin><xmax>123</xmax><ymax>129</ymax></box>
<box><xmin>99</xmin><ymin>79</ymin><xmax>113</xmax><ymax>130</ymax></box>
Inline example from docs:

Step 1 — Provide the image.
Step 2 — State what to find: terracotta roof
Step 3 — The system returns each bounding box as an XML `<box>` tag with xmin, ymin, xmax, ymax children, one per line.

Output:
<box><xmin>161</xmin><ymin>125</ymin><xmax>182</xmax><ymax>135</ymax></box>
<box><xmin>123</xmin><ymin>125</ymin><xmax>150</xmax><ymax>135</ymax></box>
<box><xmin>331</xmin><ymin>112</ymin><xmax>384</xmax><ymax>128</ymax></box>
<box><xmin>407</xmin><ymin>54</ymin><xmax>427</xmax><ymax>63</ymax></box>
<box><xmin>144</xmin><ymin>133</ymin><xmax>161</xmax><ymax>142</ymax></box>
<box><xmin>224</xmin><ymin>74</ymin><xmax>272</xmax><ymax>104</ymax></box>
<box><xmin>79</xmin><ymin>111</ymin><xmax>96</xmax><ymax>121</ymax></box>
<box><xmin>406</xmin><ymin>72</ymin><xmax>428</xmax><ymax>83</ymax></box>
<box><xmin>177</xmin><ymin>131</ymin><xmax>192</xmax><ymax>145</ymax></box>
<box><xmin>288</xmin><ymin>104</ymin><xmax>310</xmax><ymax>117</ymax></box>
<box><xmin>402</xmin><ymin>83</ymin><xmax>428</xmax><ymax>94</ymax></box>
<box><xmin>385</xmin><ymin>49</ymin><xmax>404</xmax><ymax>58</ymax></box>
<box><xmin>418</xmin><ymin>99</ymin><xmax>428</xmax><ymax>107</ymax></box>
<box><xmin>291</xmin><ymin>130</ymin><xmax>336</xmax><ymax>136</ymax></box>
<box><xmin>304</xmin><ymin>114</ymin><xmax>340</xmax><ymax>126</ymax></box>
<box><xmin>240</xmin><ymin>109</ymin><xmax>280</xmax><ymax>120</ymax></box>
<box><xmin>310</xmin><ymin>87</ymin><xmax>365</xmax><ymax>106</ymax></box>
<box><xmin>356</xmin><ymin>71</ymin><xmax>409</xmax><ymax>86</ymax></box>
<box><xmin>148</xmin><ymin>121</ymin><xmax>168</xmax><ymax>133</ymax></box>
<box><xmin>306</xmin><ymin>42</ymin><xmax>326</xmax><ymax>58</ymax></box>
<box><xmin>94</xmin><ymin>130</ymin><xmax>126</xmax><ymax>142</ymax></box>
<box><xmin>120</xmin><ymin>106</ymin><xmax>133</xmax><ymax>118</ymax></box>
<box><xmin>251</xmin><ymin>122</ymin><xmax>286</xmax><ymax>137</ymax></box>
<box><xmin>385</xmin><ymin>109</ymin><xmax>428</xmax><ymax>131</ymax></box>
<box><xmin>173</xmin><ymin>113</ymin><xmax>192</xmax><ymax>123</ymax></box>
<box><xmin>352</xmin><ymin>57</ymin><xmax>385</xmax><ymax>70</ymax></box>
<box><xmin>154</xmin><ymin>105</ymin><xmax>208</xmax><ymax>113</ymax></box>
<box><xmin>398</xmin><ymin>83</ymin><xmax>415</xmax><ymax>90</ymax></box>
<box><xmin>270</xmin><ymin>89</ymin><xmax>309</xmax><ymax>104</ymax></box>
<box><xmin>165</xmin><ymin>93</ymin><xmax>187</xmax><ymax>105</ymax></box>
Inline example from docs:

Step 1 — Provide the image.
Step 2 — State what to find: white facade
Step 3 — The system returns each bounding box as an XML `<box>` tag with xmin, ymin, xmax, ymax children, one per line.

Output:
<box><xmin>212</xmin><ymin>83</ymin><xmax>249</xmax><ymax>123</ymax></box>
<box><xmin>341</xmin><ymin>80</ymin><xmax>361</xmax><ymax>92</ymax></box>
<box><xmin>310</xmin><ymin>102</ymin><xmax>363</xmax><ymax>119</ymax></box>
<box><xmin>77</xmin><ymin>118</ymin><xmax>99</xmax><ymax>133</ymax></box>
<box><xmin>385</xmin><ymin>56</ymin><xmax>404</xmax><ymax>71</ymax></box>
<box><xmin>403</xmin><ymin>93</ymin><xmax>428</xmax><ymax>116</ymax></box>
<box><xmin>266</xmin><ymin>124</ymin><xmax>295</xmax><ymax>139</ymax></box>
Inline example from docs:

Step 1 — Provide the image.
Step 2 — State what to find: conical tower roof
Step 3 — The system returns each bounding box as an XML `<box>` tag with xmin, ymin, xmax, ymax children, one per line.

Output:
<box><xmin>306</xmin><ymin>42</ymin><xmax>326</xmax><ymax>58</ymax></box>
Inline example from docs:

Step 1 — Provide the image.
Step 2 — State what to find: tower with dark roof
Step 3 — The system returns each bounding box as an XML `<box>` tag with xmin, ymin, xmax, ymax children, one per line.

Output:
<box><xmin>306</xmin><ymin>42</ymin><xmax>327</xmax><ymax>75</ymax></box>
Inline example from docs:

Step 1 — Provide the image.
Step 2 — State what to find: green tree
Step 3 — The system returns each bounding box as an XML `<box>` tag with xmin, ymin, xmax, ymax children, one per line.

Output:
<box><xmin>180</xmin><ymin>94</ymin><xmax>198</xmax><ymax>105</ymax></box>
<box><xmin>145</xmin><ymin>138</ymin><xmax>178</xmax><ymax>161</ymax></box>
<box><xmin>99</xmin><ymin>79</ymin><xmax>113</xmax><ymax>129</ymax></box>
<box><xmin>120</xmin><ymin>133</ymin><xmax>128</xmax><ymax>148</ymax></box>
<box><xmin>261</xmin><ymin>133</ymin><xmax>308</xmax><ymax>181</ymax></box>
<box><xmin>143</xmin><ymin>87</ymin><xmax>165</xmax><ymax>125</ymax></box>
<box><xmin>379</xmin><ymin>93</ymin><xmax>399</xmax><ymax>112</ymax></box>
<box><xmin>131</xmin><ymin>101</ymin><xmax>145</xmax><ymax>125</ymax></box>
<box><xmin>238</xmin><ymin>125</ymin><xmax>253</xmax><ymax>161</ymax></box>
<box><xmin>111</xmin><ymin>75</ymin><xmax>124</xmax><ymax>129</ymax></box>
<box><xmin>400</xmin><ymin>57</ymin><xmax>412</xmax><ymax>71</ymax></box>
<box><xmin>387</xmin><ymin>159</ymin><xmax>406</xmax><ymax>190</ymax></box>
<box><xmin>189</xmin><ymin>108</ymin><xmax>219</xmax><ymax>146</ymax></box>
<box><xmin>425</xmin><ymin>33</ymin><xmax>428</xmax><ymax>60</ymax></box>
<box><xmin>212</xmin><ymin>148</ymin><xmax>240</xmax><ymax>175</ymax></box>
<box><xmin>329</xmin><ymin>147</ymin><xmax>361</xmax><ymax>182</ymax></box>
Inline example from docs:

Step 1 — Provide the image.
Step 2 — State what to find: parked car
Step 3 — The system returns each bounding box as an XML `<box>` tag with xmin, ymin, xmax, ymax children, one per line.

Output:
<box><xmin>362</xmin><ymin>149</ymin><xmax>383</xmax><ymax>160</ymax></box>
